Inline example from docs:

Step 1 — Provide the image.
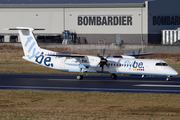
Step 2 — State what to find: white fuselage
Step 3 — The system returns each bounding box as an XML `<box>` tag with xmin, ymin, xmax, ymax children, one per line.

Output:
<box><xmin>23</xmin><ymin>54</ymin><xmax>178</xmax><ymax>77</ymax></box>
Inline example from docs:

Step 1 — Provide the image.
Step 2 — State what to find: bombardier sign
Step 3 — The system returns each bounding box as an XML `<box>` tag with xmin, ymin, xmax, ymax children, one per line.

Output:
<box><xmin>153</xmin><ymin>16</ymin><xmax>180</xmax><ymax>25</ymax></box>
<box><xmin>78</xmin><ymin>15</ymin><xmax>133</xmax><ymax>26</ymax></box>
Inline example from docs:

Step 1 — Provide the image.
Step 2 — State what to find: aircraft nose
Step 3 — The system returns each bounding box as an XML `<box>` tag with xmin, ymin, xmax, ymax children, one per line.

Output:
<box><xmin>174</xmin><ymin>70</ymin><xmax>179</xmax><ymax>76</ymax></box>
<box><xmin>170</xmin><ymin>68</ymin><xmax>178</xmax><ymax>76</ymax></box>
<box><xmin>165</xmin><ymin>67</ymin><xmax>178</xmax><ymax>76</ymax></box>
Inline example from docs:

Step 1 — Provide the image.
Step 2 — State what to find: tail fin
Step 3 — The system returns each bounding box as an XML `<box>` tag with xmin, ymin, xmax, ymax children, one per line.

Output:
<box><xmin>9</xmin><ymin>27</ymin><xmax>44</xmax><ymax>60</ymax></box>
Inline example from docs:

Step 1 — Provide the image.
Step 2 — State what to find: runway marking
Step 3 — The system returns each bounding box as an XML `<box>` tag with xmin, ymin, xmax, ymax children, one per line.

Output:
<box><xmin>0</xmin><ymin>85</ymin><xmax>180</xmax><ymax>93</ymax></box>
<box><xmin>47</xmin><ymin>79</ymin><xmax>75</xmax><ymax>81</ymax></box>
<box><xmin>47</xmin><ymin>79</ymin><xmax>173</xmax><ymax>83</ymax></box>
<box><xmin>134</xmin><ymin>84</ymin><xmax>180</xmax><ymax>87</ymax></box>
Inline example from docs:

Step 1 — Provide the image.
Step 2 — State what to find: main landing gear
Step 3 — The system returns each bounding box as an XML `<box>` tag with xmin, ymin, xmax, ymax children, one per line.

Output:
<box><xmin>77</xmin><ymin>68</ymin><xmax>84</xmax><ymax>80</ymax></box>
<box><xmin>110</xmin><ymin>74</ymin><xmax>117</xmax><ymax>79</ymax></box>
<box><xmin>76</xmin><ymin>69</ymin><xmax>118</xmax><ymax>80</ymax></box>
<box><xmin>77</xmin><ymin>75</ymin><xmax>83</xmax><ymax>80</ymax></box>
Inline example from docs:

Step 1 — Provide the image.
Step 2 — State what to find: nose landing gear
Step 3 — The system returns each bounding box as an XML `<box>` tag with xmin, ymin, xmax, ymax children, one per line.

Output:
<box><xmin>166</xmin><ymin>76</ymin><xmax>171</xmax><ymax>81</ymax></box>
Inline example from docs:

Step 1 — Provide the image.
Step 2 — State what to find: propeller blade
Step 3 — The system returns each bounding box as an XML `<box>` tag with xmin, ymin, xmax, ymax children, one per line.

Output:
<box><xmin>101</xmin><ymin>65</ymin><xmax>104</xmax><ymax>72</ymax></box>
<box><xmin>138</xmin><ymin>49</ymin><xmax>141</xmax><ymax>55</ymax></box>
<box><xmin>97</xmin><ymin>53</ymin><xmax>100</xmax><ymax>57</ymax></box>
<box><xmin>97</xmin><ymin>53</ymin><xmax>102</xmax><ymax>58</ymax></box>
<box><xmin>105</xmin><ymin>63</ymin><xmax>109</xmax><ymax>68</ymax></box>
<box><xmin>106</xmin><ymin>55</ymin><xmax>111</xmax><ymax>59</ymax></box>
<box><xmin>133</xmin><ymin>50</ymin><xmax>135</xmax><ymax>56</ymax></box>
<box><xmin>103</xmin><ymin>49</ymin><xmax>105</xmax><ymax>56</ymax></box>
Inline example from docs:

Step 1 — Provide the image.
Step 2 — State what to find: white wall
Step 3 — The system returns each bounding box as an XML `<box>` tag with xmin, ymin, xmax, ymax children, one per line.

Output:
<box><xmin>65</xmin><ymin>7</ymin><xmax>147</xmax><ymax>34</ymax></box>
<box><xmin>0</xmin><ymin>6</ymin><xmax>148</xmax><ymax>35</ymax></box>
<box><xmin>0</xmin><ymin>8</ymin><xmax>64</xmax><ymax>34</ymax></box>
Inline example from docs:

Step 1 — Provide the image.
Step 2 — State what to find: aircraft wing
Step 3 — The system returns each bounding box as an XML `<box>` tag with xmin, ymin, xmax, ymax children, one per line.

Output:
<box><xmin>47</xmin><ymin>53</ymin><xmax>86</xmax><ymax>58</ymax></box>
<box><xmin>112</xmin><ymin>55</ymin><xmax>123</xmax><ymax>58</ymax></box>
<box><xmin>124</xmin><ymin>52</ymin><xmax>154</xmax><ymax>56</ymax></box>
<box><xmin>47</xmin><ymin>52</ymin><xmax>154</xmax><ymax>59</ymax></box>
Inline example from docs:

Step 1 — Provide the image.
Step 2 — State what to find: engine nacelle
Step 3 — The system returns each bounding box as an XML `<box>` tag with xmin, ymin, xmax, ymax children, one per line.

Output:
<box><xmin>86</xmin><ymin>56</ymin><xmax>101</xmax><ymax>67</ymax></box>
<box><xmin>121</xmin><ymin>55</ymin><xmax>135</xmax><ymax>59</ymax></box>
<box><xmin>64</xmin><ymin>56</ymin><xmax>101</xmax><ymax>67</ymax></box>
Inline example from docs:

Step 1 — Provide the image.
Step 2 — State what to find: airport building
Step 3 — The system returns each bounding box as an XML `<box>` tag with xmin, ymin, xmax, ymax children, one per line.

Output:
<box><xmin>0</xmin><ymin>0</ymin><xmax>180</xmax><ymax>44</ymax></box>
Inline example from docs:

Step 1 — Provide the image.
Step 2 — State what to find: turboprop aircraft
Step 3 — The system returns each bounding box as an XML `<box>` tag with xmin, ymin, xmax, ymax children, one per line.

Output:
<box><xmin>9</xmin><ymin>27</ymin><xmax>178</xmax><ymax>81</ymax></box>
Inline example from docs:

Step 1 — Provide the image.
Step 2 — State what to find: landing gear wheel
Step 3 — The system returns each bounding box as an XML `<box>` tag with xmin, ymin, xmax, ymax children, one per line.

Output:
<box><xmin>77</xmin><ymin>75</ymin><xmax>83</xmax><ymax>80</ymax></box>
<box><xmin>111</xmin><ymin>74</ymin><xmax>117</xmax><ymax>79</ymax></box>
<box><xmin>166</xmin><ymin>77</ymin><xmax>171</xmax><ymax>81</ymax></box>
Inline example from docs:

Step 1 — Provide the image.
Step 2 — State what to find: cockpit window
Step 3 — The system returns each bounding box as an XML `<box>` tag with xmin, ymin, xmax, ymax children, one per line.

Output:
<box><xmin>156</xmin><ymin>63</ymin><xmax>162</xmax><ymax>66</ymax></box>
<box><xmin>156</xmin><ymin>63</ymin><xmax>168</xmax><ymax>66</ymax></box>
<box><xmin>162</xmin><ymin>63</ymin><xmax>168</xmax><ymax>66</ymax></box>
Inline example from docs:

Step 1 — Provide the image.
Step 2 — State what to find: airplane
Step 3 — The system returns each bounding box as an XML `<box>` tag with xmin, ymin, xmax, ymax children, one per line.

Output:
<box><xmin>8</xmin><ymin>27</ymin><xmax>178</xmax><ymax>81</ymax></box>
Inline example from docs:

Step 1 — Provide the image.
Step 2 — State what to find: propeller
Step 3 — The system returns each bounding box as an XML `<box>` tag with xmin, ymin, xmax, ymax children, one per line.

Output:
<box><xmin>97</xmin><ymin>49</ymin><xmax>110</xmax><ymax>72</ymax></box>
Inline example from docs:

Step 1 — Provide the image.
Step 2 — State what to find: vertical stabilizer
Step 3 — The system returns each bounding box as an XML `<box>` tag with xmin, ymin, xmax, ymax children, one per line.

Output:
<box><xmin>9</xmin><ymin>27</ymin><xmax>44</xmax><ymax>60</ymax></box>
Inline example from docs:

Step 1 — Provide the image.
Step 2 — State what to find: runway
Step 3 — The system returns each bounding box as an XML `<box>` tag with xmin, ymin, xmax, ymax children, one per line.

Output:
<box><xmin>0</xmin><ymin>73</ymin><xmax>180</xmax><ymax>94</ymax></box>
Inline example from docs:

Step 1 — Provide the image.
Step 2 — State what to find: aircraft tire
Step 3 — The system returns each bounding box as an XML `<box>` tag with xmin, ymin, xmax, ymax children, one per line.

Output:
<box><xmin>111</xmin><ymin>74</ymin><xmax>117</xmax><ymax>79</ymax></box>
<box><xmin>77</xmin><ymin>75</ymin><xmax>83</xmax><ymax>80</ymax></box>
<box><xmin>166</xmin><ymin>77</ymin><xmax>171</xmax><ymax>81</ymax></box>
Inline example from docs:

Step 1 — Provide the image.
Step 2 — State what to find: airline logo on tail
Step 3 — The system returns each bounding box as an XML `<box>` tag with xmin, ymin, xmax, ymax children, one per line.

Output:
<box><xmin>25</xmin><ymin>36</ymin><xmax>54</xmax><ymax>67</ymax></box>
<box><xmin>25</xmin><ymin>36</ymin><xmax>40</xmax><ymax>59</ymax></box>
<box><xmin>35</xmin><ymin>52</ymin><xmax>54</xmax><ymax>67</ymax></box>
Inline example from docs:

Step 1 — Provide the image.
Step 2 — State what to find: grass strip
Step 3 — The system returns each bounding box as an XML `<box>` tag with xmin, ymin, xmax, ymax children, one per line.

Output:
<box><xmin>0</xmin><ymin>90</ymin><xmax>180</xmax><ymax>120</ymax></box>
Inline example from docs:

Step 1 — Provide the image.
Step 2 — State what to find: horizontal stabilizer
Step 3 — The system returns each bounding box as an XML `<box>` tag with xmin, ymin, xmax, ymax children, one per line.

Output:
<box><xmin>9</xmin><ymin>28</ymin><xmax>45</xmax><ymax>31</ymax></box>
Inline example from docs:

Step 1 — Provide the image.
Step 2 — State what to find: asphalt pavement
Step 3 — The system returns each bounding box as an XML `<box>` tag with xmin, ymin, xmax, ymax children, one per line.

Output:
<box><xmin>0</xmin><ymin>73</ymin><xmax>180</xmax><ymax>94</ymax></box>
